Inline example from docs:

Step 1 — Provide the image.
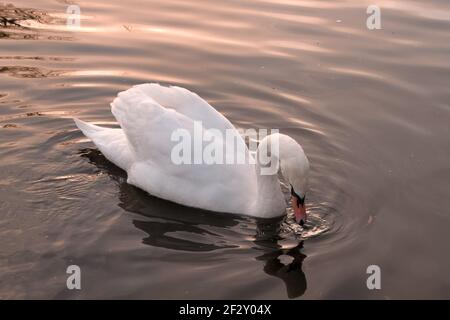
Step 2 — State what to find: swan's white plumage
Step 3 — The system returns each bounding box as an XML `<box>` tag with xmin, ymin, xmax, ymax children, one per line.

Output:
<box><xmin>74</xmin><ymin>83</ymin><xmax>309</xmax><ymax>218</ymax></box>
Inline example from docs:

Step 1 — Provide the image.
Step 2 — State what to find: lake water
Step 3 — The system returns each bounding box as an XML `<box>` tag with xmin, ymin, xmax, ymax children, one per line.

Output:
<box><xmin>1</xmin><ymin>0</ymin><xmax>449</xmax><ymax>299</ymax></box>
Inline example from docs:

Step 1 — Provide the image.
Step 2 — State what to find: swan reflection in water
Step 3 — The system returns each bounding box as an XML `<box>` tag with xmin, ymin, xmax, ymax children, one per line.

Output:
<box><xmin>80</xmin><ymin>148</ymin><xmax>307</xmax><ymax>298</ymax></box>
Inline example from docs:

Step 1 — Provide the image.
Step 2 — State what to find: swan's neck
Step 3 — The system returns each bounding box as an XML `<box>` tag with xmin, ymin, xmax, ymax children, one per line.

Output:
<box><xmin>255</xmin><ymin>167</ymin><xmax>284</xmax><ymax>214</ymax></box>
<box><xmin>252</xmin><ymin>136</ymin><xmax>286</xmax><ymax>217</ymax></box>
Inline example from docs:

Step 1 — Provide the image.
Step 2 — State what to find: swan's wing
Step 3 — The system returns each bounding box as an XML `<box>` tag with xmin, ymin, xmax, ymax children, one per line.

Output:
<box><xmin>110</xmin><ymin>85</ymin><xmax>195</xmax><ymax>161</ymax></box>
<box><xmin>133</xmin><ymin>83</ymin><xmax>238</xmax><ymax>132</ymax></box>
<box><xmin>110</xmin><ymin>84</ymin><xmax>248</xmax><ymax>161</ymax></box>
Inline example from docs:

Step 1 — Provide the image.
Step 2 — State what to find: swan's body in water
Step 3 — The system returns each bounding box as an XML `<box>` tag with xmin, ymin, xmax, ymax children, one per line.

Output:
<box><xmin>74</xmin><ymin>84</ymin><xmax>310</xmax><ymax>224</ymax></box>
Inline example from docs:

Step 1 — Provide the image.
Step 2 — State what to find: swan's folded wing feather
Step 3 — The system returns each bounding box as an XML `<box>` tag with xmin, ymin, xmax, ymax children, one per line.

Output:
<box><xmin>110</xmin><ymin>85</ymin><xmax>195</xmax><ymax>161</ymax></box>
<box><xmin>133</xmin><ymin>83</ymin><xmax>237</xmax><ymax>132</ymax></box>
<box><xmin>111</xmin><ymin>84</ymin><xmax>247</xmax><ymax>161</ymax></box>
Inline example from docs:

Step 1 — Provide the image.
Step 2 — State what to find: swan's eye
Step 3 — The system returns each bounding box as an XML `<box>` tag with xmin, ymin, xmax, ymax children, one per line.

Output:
<box><xmin>296</xmin><ymin>194</ymin><xmax>305</xmax><ymax>206</ymax></box>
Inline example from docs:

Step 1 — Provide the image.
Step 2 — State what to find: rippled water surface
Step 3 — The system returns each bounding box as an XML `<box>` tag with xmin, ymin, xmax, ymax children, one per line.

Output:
<box><xmin>1</xmin><ymin>0</ymin><xmax>450</xmax><ymax>299</ymax></box>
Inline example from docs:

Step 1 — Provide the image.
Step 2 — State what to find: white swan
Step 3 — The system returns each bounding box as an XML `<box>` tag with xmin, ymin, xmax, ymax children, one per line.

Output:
<box><xmin>74</xmin><ymin>84</ymin><xmax>310</xmax><ymax>224</ymax></box>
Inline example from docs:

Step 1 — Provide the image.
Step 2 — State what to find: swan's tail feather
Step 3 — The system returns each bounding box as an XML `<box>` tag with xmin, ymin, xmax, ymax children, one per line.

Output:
<box><xmin>73</xmin><ymin>118</ymin><xmax>106</xmax><ymax>140</ymax></box>
<box><xmin>73</xmin><ymin>118</ymin><xmax>133</xmax><ymax>171</ymax></box>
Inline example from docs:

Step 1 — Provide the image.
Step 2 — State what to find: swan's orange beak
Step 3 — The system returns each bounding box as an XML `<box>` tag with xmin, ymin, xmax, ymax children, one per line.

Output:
<box><xmin>291</xmin><ymin>196</ymin><xmax>306</xmax><ymax>226</ymax></box>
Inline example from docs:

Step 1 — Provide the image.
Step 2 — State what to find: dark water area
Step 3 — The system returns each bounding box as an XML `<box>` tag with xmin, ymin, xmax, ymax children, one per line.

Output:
<box><xmin>0</xmin><ymin>0</ymin><xmax>449</xmax><ymax>299</ymax></box>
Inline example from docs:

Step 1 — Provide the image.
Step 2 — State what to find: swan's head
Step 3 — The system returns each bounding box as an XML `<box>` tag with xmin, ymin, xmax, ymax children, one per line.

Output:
<box><xmin>260</xmin><ymin>133</ymin><xmax>310</xmax><ymax>225</ymax></box>
<box><xmin>280</xmin><ymin>138</ymin><xmax>310</xmax><ymax>225</ymax></box>
<box><xmin>290</xmin><ymin>183</ymin><xmax>307</xmax><ymax>225</ymax></box>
